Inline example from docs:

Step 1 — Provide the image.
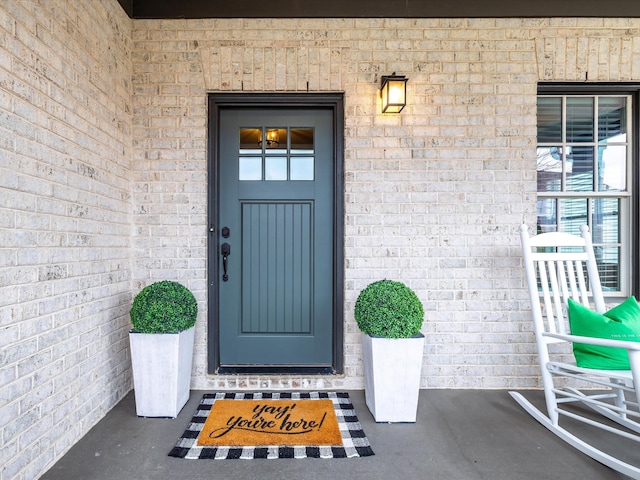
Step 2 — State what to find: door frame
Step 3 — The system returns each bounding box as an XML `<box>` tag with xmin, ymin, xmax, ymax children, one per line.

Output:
<box><xmin>207</xmin><ymin>92</ymin><xmax>345</xmax><ymax>375</ymax></box>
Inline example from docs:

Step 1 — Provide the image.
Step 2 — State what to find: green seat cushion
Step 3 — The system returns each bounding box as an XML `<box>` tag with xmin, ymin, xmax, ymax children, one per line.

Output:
<box><xmin>567</xmin><ymin>296</ymin><xmax>640</xmax><ymax>370</ymax></box>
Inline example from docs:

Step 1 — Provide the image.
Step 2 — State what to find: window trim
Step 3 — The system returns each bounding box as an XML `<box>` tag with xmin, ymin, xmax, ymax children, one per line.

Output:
<box><xmin>537</xmin><ymin>83</ymin><xmax>640</xmax><ymax>298</ymax></box>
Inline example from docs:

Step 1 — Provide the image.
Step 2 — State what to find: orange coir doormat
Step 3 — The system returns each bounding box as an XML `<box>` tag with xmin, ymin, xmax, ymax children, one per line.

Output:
<box><xmin>168</xmin><ymin>392</ymin><xmax>375</xmax><ymax>459</ymax></box>
<box><xmin>198</xmin><ymin>398</ymin><xmax>343</xmax><ymax>447</ymax></box>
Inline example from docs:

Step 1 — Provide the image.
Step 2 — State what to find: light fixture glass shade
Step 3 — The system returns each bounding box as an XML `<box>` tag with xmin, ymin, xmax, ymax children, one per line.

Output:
<box><xmin>380</xmin><ymin>74</ymin><xmax>407</xmax><ymax>113</ymax></box>
<box><xmin>258</xmin><ymin>128</ymin><xmax>280</xmax><ymax>147</ymax></box>
<box><xmin>265</xmin><ymin>129</ymin><xmax>279</xmax><ymax>145</ymax></box>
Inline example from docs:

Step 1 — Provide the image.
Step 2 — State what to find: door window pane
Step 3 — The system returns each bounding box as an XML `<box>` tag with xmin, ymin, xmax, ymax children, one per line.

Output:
<box><xmin>291</xmin><ymin>157</ymin><xmax>314</xmax><ymax>180</ymax></box>
<box><xmin>239</xmin><ymin>128</ymin><xmax>262</xmax><ymax>154</ymax></box>
<box><xmin>238</xmin><ymin>127</ymin><xmax>318</xmax><ymax>182</ymax></box>
<box><xmin>262</xmin><ymin>128</ymin><xmax>287</xmax><ymax>154</ymax></box>
<box><xmin>265</xmin><ymin>157</ymin><xmax>287</xmax><ymax>180</ymax></box>
<box><xmin>291</xmin><ymin>128</ymin><xmax>314</xmax><ymax>153</ymax></box>
<box><xmin>239</xmin><ymin>157</ymin><xmax>262</xmax><ymax>180</ymax></box>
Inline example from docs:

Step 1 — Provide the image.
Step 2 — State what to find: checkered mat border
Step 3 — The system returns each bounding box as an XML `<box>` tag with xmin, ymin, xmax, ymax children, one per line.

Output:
<box><xmin>168</xmin><ymin>392</ymin><xmax>375</xmax><ymax>459</ymax></box>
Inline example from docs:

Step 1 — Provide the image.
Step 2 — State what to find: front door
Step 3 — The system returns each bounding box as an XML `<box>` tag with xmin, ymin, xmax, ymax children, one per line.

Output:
<box><xmin>209</xmin><ymin>97</ymin><xmax>343</xmax><ymax>374</ymax></box>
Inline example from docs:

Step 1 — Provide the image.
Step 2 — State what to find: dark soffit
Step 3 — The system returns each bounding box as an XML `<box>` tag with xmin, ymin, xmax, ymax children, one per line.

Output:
<box><xmin>117</xmin><ymin>0</ymin><xmax>640</xmax><ymax>19</ymax></box>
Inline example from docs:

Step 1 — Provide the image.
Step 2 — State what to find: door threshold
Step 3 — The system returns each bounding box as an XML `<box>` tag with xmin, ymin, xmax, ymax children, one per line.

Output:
<box><xmin>217</xmin><ymin>366</ymin><xmax>336</xmax><ymax>375</ymax></box>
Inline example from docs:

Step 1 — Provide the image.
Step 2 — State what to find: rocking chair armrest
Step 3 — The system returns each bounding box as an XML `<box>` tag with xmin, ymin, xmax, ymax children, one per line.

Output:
<box><xmin>543</xmin><ymin>332</ymin><xmax>640</xmax><ymax>350</ymax></box>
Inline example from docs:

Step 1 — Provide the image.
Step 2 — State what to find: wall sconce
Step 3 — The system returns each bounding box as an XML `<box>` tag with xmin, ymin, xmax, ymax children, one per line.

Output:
<box><xmin>380</xmin><ymin>74</ymin><xmax>408</xmax><ymax>113</ymax></box>
<box><xmin>259</xmin><ymin>128</ymin><xmax>280</xmax><ymax>147</ymax></box>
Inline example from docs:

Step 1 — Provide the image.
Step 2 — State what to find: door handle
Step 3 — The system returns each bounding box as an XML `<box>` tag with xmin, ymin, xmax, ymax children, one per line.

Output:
<box><xmin>221</xmin><ymin>242</ymin><xmax>231</xmax><ymax>282</ymax></box>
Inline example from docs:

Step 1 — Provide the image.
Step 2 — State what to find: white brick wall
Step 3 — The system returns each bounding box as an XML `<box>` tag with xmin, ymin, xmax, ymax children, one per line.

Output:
<box><xmin>0</xmin><ymin>1</ymin><xmax>132</xmax><ymax>479</ymax></box>
<box><xmin>3</xmin><ymin>3</ymin><xmax>640</xmax><ymax>478</ymax></box>
<box><xmin>132</xmin><ymin>17</ymin><xmax>640</xmax><ymax>393</ymax></box>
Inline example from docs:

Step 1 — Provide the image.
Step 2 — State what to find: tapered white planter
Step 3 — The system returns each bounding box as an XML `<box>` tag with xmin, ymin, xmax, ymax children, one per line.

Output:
<box><xmin>361</xmin><ymin>332</ymin><xmax>424</xmax><ymax>423</ymax></box>
<box><xmin>129</xmin><ymin>326</ymin><xmax>195</xmax><ymax>418</ymax></box>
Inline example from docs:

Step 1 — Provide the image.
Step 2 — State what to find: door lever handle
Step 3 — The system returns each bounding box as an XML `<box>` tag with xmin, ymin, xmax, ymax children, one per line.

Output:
<box><xmin>221</xmin><ymin>242</ymin><xmax>231</xmax><ymax>282</ymax></box>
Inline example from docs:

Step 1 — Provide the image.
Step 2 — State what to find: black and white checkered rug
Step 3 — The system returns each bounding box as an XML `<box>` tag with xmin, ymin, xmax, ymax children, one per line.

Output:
<box><xmin>168</xmin><ymin>392</ymin><xmax>375</xmax><ymax>459</ymax></box>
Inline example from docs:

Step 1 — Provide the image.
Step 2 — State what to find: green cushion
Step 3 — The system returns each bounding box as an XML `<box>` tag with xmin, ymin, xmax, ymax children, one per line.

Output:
<box><xmin>567</xmin><ymin>296</ymin><xmax>640</xmax><ymax>370</ymax></box>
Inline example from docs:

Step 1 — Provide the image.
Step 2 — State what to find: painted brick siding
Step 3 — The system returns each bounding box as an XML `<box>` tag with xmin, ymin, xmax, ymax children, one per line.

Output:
<box><xmin>130</xmin><ymin>17</ymin><xmax>640</xmax><ymax>392</ymax></box>
<box><xmin>0</xmin><ymin>2</ymin><xmax>132</xmax><ymax>480</ymax></box>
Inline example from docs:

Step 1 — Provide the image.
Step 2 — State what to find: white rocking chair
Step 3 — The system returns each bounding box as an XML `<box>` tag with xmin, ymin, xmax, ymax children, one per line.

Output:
<box><xmin>511</xmin><ymin>224</ymin><xmax>640</xmax><ymax>478</ymax></box>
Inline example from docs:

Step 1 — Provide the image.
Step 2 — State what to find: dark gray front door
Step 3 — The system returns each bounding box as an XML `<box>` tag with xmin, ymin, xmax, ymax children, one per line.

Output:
<box><xmin>216</xmin><ymin>107</ymin><xmax>334</xmax><ymax>370</ymax></box>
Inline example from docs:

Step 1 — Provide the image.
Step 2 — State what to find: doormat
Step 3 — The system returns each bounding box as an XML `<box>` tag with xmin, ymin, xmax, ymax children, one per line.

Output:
<box><xmin>168</xmin><ymin>392</ymin><xmax>375</xmax><ymax>459</ymax></box>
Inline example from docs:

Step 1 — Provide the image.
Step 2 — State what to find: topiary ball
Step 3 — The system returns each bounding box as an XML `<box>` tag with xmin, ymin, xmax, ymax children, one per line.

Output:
<box><xmin>354</xmin><ymin>279</ymin><xmax>424</xmax><ymax>339</ymax></box>
<box><xmin>130</xmin><ymin>280</ymin><xmax>198</xmax><ymax>334</ymax></box>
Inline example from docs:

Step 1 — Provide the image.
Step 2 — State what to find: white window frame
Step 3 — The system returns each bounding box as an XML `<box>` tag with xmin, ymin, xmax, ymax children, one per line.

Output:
<box><xmin>537</xmin><ymin>90</ymin><xmax>634</xmax><ymax>297</ymax></box>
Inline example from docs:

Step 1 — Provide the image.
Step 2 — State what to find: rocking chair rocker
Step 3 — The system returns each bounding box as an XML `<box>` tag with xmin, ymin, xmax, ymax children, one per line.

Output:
<box><xmin>511</xmin><ymin>224</ymin><xmax>640</xmax><ymax>478</ymax></box>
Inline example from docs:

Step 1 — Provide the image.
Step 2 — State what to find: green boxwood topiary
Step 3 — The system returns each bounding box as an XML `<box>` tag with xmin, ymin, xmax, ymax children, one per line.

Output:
<box><xmin>354</xmin><ymin>279</ymin><xmax>424</xmax><ymax>339</ymax></box>
<box><xmin>130</xmin><ymin>280</ymin><xmax>198</xmax><ymax>334</ymax></box>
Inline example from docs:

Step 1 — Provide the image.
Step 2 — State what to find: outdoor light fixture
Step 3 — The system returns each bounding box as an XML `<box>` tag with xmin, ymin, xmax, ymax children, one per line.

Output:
<box><xmin>259</xmin><ymin>129</ymin><xmax>280</xmax><ymax>147</ymax></box>
<box><xmin>380</xmin><ymin>73</ymin><xmax>408</xmax><ymax>113</ymax></box>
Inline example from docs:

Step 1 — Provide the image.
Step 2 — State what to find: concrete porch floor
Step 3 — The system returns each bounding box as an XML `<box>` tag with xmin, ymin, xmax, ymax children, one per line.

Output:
<box><xmin>40</xmin><ymin>389</ymin><xmax>636</xmax><ymax>480</ymax></box>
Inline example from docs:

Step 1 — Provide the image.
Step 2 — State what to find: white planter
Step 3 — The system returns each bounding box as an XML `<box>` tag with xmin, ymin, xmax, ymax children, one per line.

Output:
<box><xmin>361</xmin><ymin>332</ymin><xmax>425</xmax><ymax>423</ymax></box>
<box><xmin>129</xmin><ymin>326</ymin><xmax>195</xmax><ymax>418</ymax></box>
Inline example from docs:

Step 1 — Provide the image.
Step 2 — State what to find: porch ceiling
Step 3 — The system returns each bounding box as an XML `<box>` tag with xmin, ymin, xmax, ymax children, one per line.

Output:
<box><xmin>117</xmin><ymin>0</ymin><xmax>640</xmax><ymax>19</ymax></box>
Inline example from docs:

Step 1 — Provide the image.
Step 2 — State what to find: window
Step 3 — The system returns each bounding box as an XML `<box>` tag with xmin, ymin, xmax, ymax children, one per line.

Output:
<box><xmin>536</xmin><ymin>85</ymin><xmax>639</xmax><ymax>296</ymax></box>
<box><xmin>238</xmin><ymin>127</ymin><xmax>315</xmax><ymax>181</ymax></box>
